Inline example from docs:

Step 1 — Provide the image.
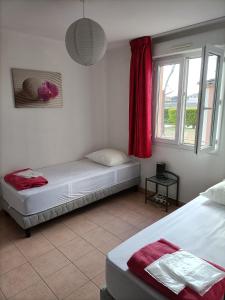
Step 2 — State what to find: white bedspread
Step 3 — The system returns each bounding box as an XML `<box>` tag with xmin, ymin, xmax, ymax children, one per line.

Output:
<box><xmin>1</xmin><ymin>159</ymin><xmax>140</xmax><ymax>215</ymax></box>
<box><xmin>106</xmin><ymin>196</ymin><xmax>225</xmax><ymax>300</ymax></box>
<box><xmin>145</xmin><ymin>250</ymin><xmax>225</xmax><ymax>295</ymax></box>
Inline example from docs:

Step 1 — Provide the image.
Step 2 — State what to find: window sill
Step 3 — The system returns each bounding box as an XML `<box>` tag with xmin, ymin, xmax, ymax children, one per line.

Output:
<box><xmin>153</xmin><ymin>140</ymin><xmax>219</xmax><ymax>155</ymax></box>
<box><xmin>153</xmin><ymin>140</ymin><xmax>194</xmax><ymax>152</ymax></box>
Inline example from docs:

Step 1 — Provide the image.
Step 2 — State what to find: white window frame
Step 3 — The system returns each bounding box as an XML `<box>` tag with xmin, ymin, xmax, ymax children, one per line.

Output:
<box><xmin>194</xmin><ymin>45</ymin><xmax>224</xmax><ymax>154</ymax></box>
<box><xmin>180</xmin><ymin>52</ymin><xmax>202</xmax><ymax>150</ymax></box>
<box><xmin>153</xmin><ymin>46</ymin><xmax>224</xmax><ymax>153</ymax></box>
<box><xmin>154</xmin><ymin>56</ymin><xmax>184</xmax><ymax>145</ymax></box>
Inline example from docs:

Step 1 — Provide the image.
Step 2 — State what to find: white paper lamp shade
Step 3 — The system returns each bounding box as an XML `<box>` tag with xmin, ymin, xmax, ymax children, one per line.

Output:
<box><xmin>65</xmin><ymin>18</ymin><xmax>107</xmax><ymax>66</ymax></box>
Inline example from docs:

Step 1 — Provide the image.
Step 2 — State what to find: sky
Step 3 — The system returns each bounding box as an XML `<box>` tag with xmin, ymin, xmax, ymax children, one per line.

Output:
<box><xmin>162</xmin><ymin>55</ymin><xmax>217</xmax><ymax>97</ymax></box>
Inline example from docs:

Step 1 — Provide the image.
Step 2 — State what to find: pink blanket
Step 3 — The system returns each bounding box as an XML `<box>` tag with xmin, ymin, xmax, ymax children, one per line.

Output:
<box><xmin>127</xmin><ymin>239</ymin><xmax>225</xmax><ymax>300</ymax></box>
<box><xmin>4</xmin><ymin>168</ymin><xmax>48</xmax><ymax>191</ymax></box>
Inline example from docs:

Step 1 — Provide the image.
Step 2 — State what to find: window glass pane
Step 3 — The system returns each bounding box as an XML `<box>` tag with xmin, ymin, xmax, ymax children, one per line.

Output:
<box><xmin>183</xmin><ymin>57</ymin><xmax>201</xmax><ymax>145</ymax></box>
<box><xmin>156</xmin><ymin>63</ymin><xmax>180</xmax><ymax>140</ymax></box>
<box><xmin>201</xmin><ymin>109</ymin><xmax>213</xmax><ymax>147</ymax></box>
<box><xmin>205</xmin><ymin>54</ymin><xmax>218</xmax><ymax>108</ymax></box>
<box><xmin>200</xmin><ymin>54</ymin><xmax>219</xmax><ymax>148</ymax></box>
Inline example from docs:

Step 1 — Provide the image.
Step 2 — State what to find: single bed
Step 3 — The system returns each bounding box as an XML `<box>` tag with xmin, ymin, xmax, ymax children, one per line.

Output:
<box><xmin>101</xmin><ymin>195</ymin><xmax>225</xmax><ymax>300</ymax></box>
<box><xmin>1</xmin><ymin>158</ymin><xmax>140</xmax><ymax>236</ymax></box>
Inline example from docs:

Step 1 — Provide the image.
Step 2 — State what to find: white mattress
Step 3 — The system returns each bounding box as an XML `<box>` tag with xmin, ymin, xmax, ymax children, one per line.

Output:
<box><xmin>1</xmin><ymin>158</ymin><xmax>140</xmax><ymax>215</ymax></box>
<box><xmin>106</xmin><ymin>196</ymin><xmax>225</xmax><ymax>300</ymax></box>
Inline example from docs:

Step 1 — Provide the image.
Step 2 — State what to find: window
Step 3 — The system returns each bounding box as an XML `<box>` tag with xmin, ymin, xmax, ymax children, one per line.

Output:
<box><xmin>156</xmin><ymin>62</ymin><xmax>180</xmax><ymax>141</ymax></box>
<box><xmin>154</xmin><ymin>45</ymin><xmax>224</xmax><ymax>153</ymax></box>
<box><xmin>195</xmin><ymin>46</ymin><xmax>224</xmax><ymax>153</ymax></box>
<box><xmin>182</xmin><ymin>57</ymin><xmax>201</xmax><ymax>145</ymax></box>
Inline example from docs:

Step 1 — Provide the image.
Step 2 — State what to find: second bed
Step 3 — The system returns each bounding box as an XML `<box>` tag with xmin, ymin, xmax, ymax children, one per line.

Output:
<box><xmin>102</xmin><ymin>195</ymin><xmax>225</xmax><ymax>300</ymax></box>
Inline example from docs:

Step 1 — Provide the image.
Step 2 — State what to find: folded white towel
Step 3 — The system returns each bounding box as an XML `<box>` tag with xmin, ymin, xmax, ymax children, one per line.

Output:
<box><xmin>145</xmin><ymin>250</ymin><xmax>225</xmax><ymax>295</ymax></box>
<box><xmin>16</xmin><ymin>170</ymin><xmax>43</xmax><ymax>179</ymax></box>
<box><xmin>145</xmin><ymin>258</ymin><xmax>185</xmax><ymax>294</ymax></box>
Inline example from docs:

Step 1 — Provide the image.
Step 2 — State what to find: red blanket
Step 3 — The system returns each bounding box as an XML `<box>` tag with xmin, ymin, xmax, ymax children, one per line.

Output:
<box><xmin>127</xmin><ymin>239</ymin><xmax>225</xmax><ymax>300</ymax></box>
<box><xmin>4</xmin><ymin>168</ymin><xmax>48</xmax><ymax>191</ymax></box>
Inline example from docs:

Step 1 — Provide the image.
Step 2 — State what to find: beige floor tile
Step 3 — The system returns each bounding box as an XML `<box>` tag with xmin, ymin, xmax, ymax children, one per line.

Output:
<box><xmin>133</xmin><ymin>206</ymin><xmax>159</xmax><ymax>218</ymax></box>
<box><xmin>117</xmin><ymin>210</ymin><xmax>148</xmax><ymax>226</ymax></box>
<box><xmin>8</xmin><ymin>280</ymin><xmax>57</xmax><ymax>300</ymax></box>
<box><xmin>64</xmin><ymin>217</ymin><xmax>99</xmax><ymax>235</ymax></box>
<box><xmin>42</xmin><ymin>223</ymin><xmax>77</xmax><ymax>247</ymax></box>
<box><xmin>101</xmin><ymin>203</ymin><xmax>128</xmax><ymax>217</ymax></box>
<box><xmin>116</xmin><ymin>227</ymin><xmax>141</xmax><ymax>241</ymax></box>
<box><xmin>0</xmin><ymin>212</ymin><xmax>8</xmax><ymax>228</ymax></box>
<box><xmin>61</xmin><ymin>211</ymin><xmax>88</xmax><ymax>223</ymax></box>
<box><xmin>92</xmin><ymin>271</ymin><xmax>106</xmax><ymax>289</ymax></box>
<box><xmin>137</xmin><ymin>205</ymin><xmax>168</xmax><ymax>218</ymax></box>
<box><xmin>0</xmin><ymin>236</ymin><xmax>16</xmax><ymax>256</ymax></box>
<box><xmin>15</xmin><ymin>233</ymin><xmax>54</xmax><ymax>260</ymax></box>
<box><xmin>0</xmin><ymin>289</ymin><xmax>5</xmax><ymax>300</ymax></box>
<box><xmin>135</xmin><ymin>217</ymin><xmax>161</xmax><ymax>230</ymax></box>
<box><xmin>123</xmin><ymin>200</ymin><xmax>147</xmax><ymax>211</ymax></box>
<box><xmin>82</xmin><ymin>227</ymin><xmax>121</xmax><ymax>254</ymax></box>
<box><xmin>0</xmin><ymin>226</ymin><xmax>24</xmax><ymax>242</ymax></box>
<box><xmin>84</xmin><ymin>210</ymin><xmax>119</xmax><ymax>226</ymax></box>
<box><xmin>30</xmin><ymin>249</ymin><xmax>70</xmax><ymax>278</ymax></box>
<box><xmin>58</xmin><ymin>236</ymin><xmax>95</xmax><ymax>262</ymax></box>
<box><xmin>0</xmin><ymin>213</ymin><xmax>17</xmax><ymax>231</ymax></box>
<box><xmin>0</xmin><ymin>263</ymin><xmax>40</xmax><ymax>298</ymax></box>
<box><xmin>44</xmin><ymin>263</ymin><xmax>88</xmax><ymax>299</ymax></box>
<box><xmin>65</xmin><ymin>281</ymin><xmax>99</xmax><ymax>300</ymax></box>
<box><xmin>74</xmin><ymin>249</ymin><xmax>105</xmax><ymax>279</ymax></box>
<box><xmin>0</xmin><ymin>190</ymin><xmax>177</xmax><ymax>300</ymax></box>
<box><xmin>101</xmin><ymin>218</ymin><xmax>136</xmax><ymax>236</ymax></box>
<box><xmin>0</xmin><ymin>225</ymin><xmax>22</xmax><ymax>253</ymax></box>
<box><xmin>0</xmin><ymin>245</ymin><xmax>27</xmax><ymax>275</ymax></box>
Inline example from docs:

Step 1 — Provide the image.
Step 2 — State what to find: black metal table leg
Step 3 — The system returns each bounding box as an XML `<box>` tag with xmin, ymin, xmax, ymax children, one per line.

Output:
<box><xmin>145</xmin><ymin>172</ymin><xmax>179</xmax><ymax>212</ymax></box>
<box><xmin>176</xmin><ymin>177</ymin><xmax>179</xmax><ymax>206</ymax></box>
<box><xmin>166</xmin><ymin>186</ymin><xmax>169</xmax><ymax>212</ymax></box>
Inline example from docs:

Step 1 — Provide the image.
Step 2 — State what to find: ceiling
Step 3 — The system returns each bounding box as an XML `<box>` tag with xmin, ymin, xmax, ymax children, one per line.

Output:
<box><xmin>0</xmin><ymin>0</ymin><xmax>225</xmax><ymax>45</ymax></box>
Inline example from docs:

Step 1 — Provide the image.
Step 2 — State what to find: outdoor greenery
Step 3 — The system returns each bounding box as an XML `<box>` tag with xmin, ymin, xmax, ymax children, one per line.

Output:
<box><xmin>164</xmin><ymin>108</ymin><xmax>197</xmax><ymax>128</ymax></box>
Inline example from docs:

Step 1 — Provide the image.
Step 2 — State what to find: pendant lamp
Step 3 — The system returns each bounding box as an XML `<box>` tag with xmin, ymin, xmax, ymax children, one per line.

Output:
<box><xmin>65</xmin><ymin>0</ymin><xmax>107</xmax><ymax>66</ymax></box>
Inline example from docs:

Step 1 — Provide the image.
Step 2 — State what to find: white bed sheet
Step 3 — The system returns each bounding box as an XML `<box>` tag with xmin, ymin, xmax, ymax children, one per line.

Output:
<box><xmin>106</xmin><ymin>196</ymin><xmax>225</xmax><ymax>300</ymax></box>
<box><xmin>1</xmin><ymin>159</ymin><xmax>140</xmax><ymax>215</ymax></box>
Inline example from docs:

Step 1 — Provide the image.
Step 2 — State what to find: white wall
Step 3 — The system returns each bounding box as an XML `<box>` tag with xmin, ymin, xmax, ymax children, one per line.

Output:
<box><xmin>89</xmin><ymin>57</ymin><xmax>109</xmax><ymax>148</ymax></box>
<box><xmin>0</xmin><ymin>29</ymin><xmax>106</xmax><ymax>174</ymax></box>
<box><xmin>153</xmin><ymin>27</ymin><xmax>225</xmax><ymax>57</ymax></box>
<box><xmin>105</xmin><ymin>40</ymin><xmax>225</xmax><ymax>203</ymax></box>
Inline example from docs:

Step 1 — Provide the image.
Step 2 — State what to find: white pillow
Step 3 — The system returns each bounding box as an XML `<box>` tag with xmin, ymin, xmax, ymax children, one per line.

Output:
<box><xmin>86</xmin><ymin>148</ymin><xmax>130</xmax><ymax>167</ymax></box>
<box><xmin>200</xmin><ymin>180</ymin><xmax>225</xmax><ymax>205</ymax></box>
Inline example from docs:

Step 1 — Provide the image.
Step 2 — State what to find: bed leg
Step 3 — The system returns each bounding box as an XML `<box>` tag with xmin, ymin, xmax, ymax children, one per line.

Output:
<box><xmin>25</xmin><ymin>229</ymin><xmax>31</xmax><ymax>238</ymax></box>
<box><xmin>100</xmin><ymin>288</ymin><xmax>115</xmax><ymax>300</ymax></box>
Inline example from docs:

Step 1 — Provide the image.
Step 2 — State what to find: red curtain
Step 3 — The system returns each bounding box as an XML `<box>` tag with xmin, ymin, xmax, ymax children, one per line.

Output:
<box><xmin>129</xmin><ymin>36</ymin><xmax>152</xmax><ymax>158</ymax></box>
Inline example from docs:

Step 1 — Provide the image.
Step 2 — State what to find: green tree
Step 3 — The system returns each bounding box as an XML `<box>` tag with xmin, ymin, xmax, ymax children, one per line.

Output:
<box><xmin>164</xmin><ymin>108</ymin><xmax>197</xmax><ymax>128</ymax></box>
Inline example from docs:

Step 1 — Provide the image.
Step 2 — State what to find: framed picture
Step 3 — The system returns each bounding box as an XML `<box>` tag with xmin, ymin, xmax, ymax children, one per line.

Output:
<box><xmin>11</xmin><ymin>68</ymin><xmax>63</xmax><ymax>108</ymax></box>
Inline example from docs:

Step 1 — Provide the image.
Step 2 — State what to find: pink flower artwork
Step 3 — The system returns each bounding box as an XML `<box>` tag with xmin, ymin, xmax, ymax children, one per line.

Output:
<box><xmin>38</xmin><ymin>81</ymin><xmax>59</xmax><ymax>101</ymax></box>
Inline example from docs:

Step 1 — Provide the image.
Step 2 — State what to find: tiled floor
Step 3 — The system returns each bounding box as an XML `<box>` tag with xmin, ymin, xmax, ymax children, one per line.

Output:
<box><xmin>0</xmin><ymin>191</ymin><xmax>177</xmax><ymax>300</ymax></box>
